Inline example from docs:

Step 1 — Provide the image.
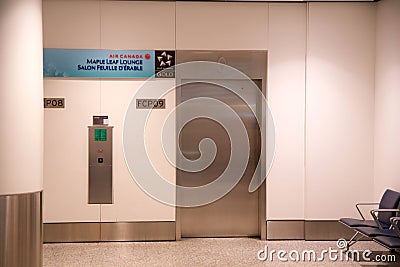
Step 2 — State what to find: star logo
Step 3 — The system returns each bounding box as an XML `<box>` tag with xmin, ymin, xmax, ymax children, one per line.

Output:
<box><xmin>155</xmin><ymin>50</ymin><xmax>175</xmax><ymax>78</ymax></box>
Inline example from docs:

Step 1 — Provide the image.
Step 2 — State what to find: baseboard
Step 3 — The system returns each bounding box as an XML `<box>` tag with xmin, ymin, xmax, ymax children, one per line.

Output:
<box><xmin>267</xmin><ymin>220</ymin><xmax>305</xmax><ymax>240</ymax></box>
<box><xmin>304</xmin><ymin>220</ymin><xmax>356</xmax><ymax>241</ymax></box>
<box><xmin>44</xmin><ymin>220</ymin><xmax>355</xmax><ymax>242</ymax></box>
<box><xmin>266</xmin><ymin>220</ymin><xmax>357</xmax><ymax>241</ymax></box>
<box><xmin>101</xmin><ymin>222</ymin><xmax>175</xmax><ymax>241</ymax></box>
<box><xmin>44</xmin><ymin>221</ymin><xmax>176</xmax><ymax>243</ymax></box>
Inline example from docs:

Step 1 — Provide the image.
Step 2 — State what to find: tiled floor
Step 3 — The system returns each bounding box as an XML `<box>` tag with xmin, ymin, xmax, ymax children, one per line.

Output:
<box><xmin>44</xmin><ymin>238</ymin><xmax>400</xmax><ymax>267</ymax></box>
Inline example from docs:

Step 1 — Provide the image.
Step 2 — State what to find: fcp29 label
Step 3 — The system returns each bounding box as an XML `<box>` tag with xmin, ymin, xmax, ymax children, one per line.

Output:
<box><xmin>136</xmin><ymin>99</ymin><xmax>165</xmax><ymax>109</ymax></box>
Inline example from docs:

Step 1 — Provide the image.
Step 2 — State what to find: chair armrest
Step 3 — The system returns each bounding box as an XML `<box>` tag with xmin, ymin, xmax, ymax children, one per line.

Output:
<box><xmin>390</xmin><ymin>217</ymin><xmax>400</xmax><ymax>237</ymax></box>
<box><xmin>370</xmin><ymin>209</ymin><xmax>400</xmax><ymax>229</ymax></box>
<box><xmin>355</xmin><ymin>203</ymin><xmax>379</xmax><ymax>220</ymax></box>
<box><xmin>390</xmin><ymin>217</ymin><xmax>400</xmax><ymax>223</ymax></box>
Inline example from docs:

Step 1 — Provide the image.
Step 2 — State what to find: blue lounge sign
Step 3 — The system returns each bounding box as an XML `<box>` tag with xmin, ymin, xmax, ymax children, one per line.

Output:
<box><xmin>43</xmin><ymin>49</ymin><xmax>175</xmax><ymax>78</ymax></box>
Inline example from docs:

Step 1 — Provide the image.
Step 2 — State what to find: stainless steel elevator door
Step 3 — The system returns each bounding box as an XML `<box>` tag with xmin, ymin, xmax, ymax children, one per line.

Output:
<box><xmin>178</xmin><ymin>80</ymin><xmax>261</xmax><ymax>237</ymax></box>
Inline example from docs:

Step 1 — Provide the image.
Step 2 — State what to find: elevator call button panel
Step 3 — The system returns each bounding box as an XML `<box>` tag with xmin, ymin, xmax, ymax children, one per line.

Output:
<box><xmin>88</xmin><ymin>125</ymin><xmax>113</xmax><ymax>204</ymax></box>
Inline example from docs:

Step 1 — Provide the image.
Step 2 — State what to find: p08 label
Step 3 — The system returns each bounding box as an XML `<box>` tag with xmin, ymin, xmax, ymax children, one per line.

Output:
<box><xmin>44</xmin><ymin>98</ymin><xmax>65</xmax><ymax>108</ymax></box>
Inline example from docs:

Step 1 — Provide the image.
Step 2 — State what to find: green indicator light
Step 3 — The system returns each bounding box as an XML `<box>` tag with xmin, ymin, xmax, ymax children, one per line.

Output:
<box><xmin>94</xmin><ymin>129</ymin><xmax>107</xmax><ymax>141</ymax></box>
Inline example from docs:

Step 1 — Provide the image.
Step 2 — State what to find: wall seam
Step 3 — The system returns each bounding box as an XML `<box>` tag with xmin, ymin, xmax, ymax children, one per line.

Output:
<box><xmin>265</xmin><ymin>1</ymin><xmax>270</xmax><ymax>222</ymax></box>
<box><xmin>372</xmin><ymin>0</ymin><xmax>378</xmax><ymax>200</ymax></box>
<box><xmin>100</xmin><ymin>0</ymin><xmax>103</xmax><ymax>115</ymax></box>
<box><xmin>304</xmin><ymin>1</ymin><xmax>310</xmax><ymax>224</ymax></box>
<box><xmin>175</xmin><ymin>0</ymin><xmax>177</xmax><ymax>50</ymax></box>
<box><xmin>99</xmin><ymin>0</ymin><xmax>103</xmax><ymax>223</ymax></box>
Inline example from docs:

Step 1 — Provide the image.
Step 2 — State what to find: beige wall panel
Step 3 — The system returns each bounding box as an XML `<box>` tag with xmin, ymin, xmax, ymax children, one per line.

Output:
<box><xmin>44</xmin><ymin>80</ymin><xmax>101</xmax><ymax>222</ymax></box>
<box><xmin>100</xmin><ymin>1</ymin><xmax>175</xmax><ymax>50</ymax></box>
<box><xmin>267</xmin><ymin>3</ymin><xmax>306</xmax><ymax>220</ymax></box>
<box><xmin>176</xmin><ymin>2</ymin><xmax>268</xmax><ymax>50</ymax></box>
<box><xmin>374</xmin><ymin>0</ymin><xmax>400</xmax><ymax>198</ymax></box>
<box><xmin>305</xmin><ymin>3</ymin><xmax>375</xmax><ymax>219</ymax></box>
<box><xmin>43</xmin><ymin>0</ymin><xmax>101</xmax><ymax>48</ymax></box>
<box><xmin>99</xmin><ymin>80</ymin><xmax>176</xmax><ymax>221</ymax></box>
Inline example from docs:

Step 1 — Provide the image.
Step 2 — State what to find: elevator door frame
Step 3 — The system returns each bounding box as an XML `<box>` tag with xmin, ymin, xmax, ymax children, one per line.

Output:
<box><xmin>175</xmin><ymin>50</ymin><xmax>268</xmax><ymax>240</ymax></box>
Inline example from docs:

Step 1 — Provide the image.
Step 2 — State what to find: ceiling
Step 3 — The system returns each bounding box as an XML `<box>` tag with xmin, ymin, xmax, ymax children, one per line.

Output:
<box><xmin>166</xmin><ymin>0</ymin><xmax>379</xmax><ymax>2</ymax></box>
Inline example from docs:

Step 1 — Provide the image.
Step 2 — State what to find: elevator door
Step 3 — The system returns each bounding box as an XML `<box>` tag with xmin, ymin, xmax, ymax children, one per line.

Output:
<box><xmin>178</xmin><ymin>80</ymin><xmax>261</xmax><ymax>237</ymax></box>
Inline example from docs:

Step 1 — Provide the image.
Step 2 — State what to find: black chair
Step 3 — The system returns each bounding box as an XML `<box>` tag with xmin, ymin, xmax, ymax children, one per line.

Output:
<box><xmin>373</xmin><ymin>217</ymin><xmax>400</xmax><ymax>250</ymax></box>
<box><xmin>339</xmin><ymin>189</ymin><xmax>400</xmax><ymax>248</ymax></box>
<box><xmin>353</xmin><ymin>216</ymin><xmax>400</xmax><ymax>242</ymax></box>
<box><xmin>354</xmin><ymin>226</ymin><xmax>398</xmax><ymax>239</ymax></box>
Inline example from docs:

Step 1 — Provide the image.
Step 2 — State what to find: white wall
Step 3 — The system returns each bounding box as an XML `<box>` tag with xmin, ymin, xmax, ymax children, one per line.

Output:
<box><xmin>43</xmin><ymin>0</ymin><xmax>176</xmax><ymax>222</ymax></box>
<box><xmin>176</xmin><ymin>2</ymin><xmax>268</xmax><ymax>50</ymax></box>
<box><xmin>43</xmin><ymin>80</ymin><xmax>101</xmax><ymax>222</ymax></box>
<box><xmin>267</xmin><ymin>2</ymin><xmax>376</xmax><ymax>220</ymax></box>
<box><xmin>43</xmin><ymin>0</ymin><xmax>381</xmax><ymax>223</ymax></box>
<box><xmin>266</xmin><ymin>3</ymin><xmax>306</xmax><ymax>220</ymax></box>
<box><xmin>100</xmin><ymin>1</ymin><xmax>175</xmax><ymax>50</ymax></box>
<box><xmin>305</xmin><ymin>3</ymin><xmax>375</xmax><ymax>219</ymax></box>
<box><xmin>99</xmin><ymin>80</ymin><xmax>176</xmax><ymax>222</ymax></box>
<box><xmin>98</xmin><ymin>1</ymin><xmax>176</xmax><ymax>222</ymax></box>
<box><xmin>0</xmin><ymin>0</ymin><xmax>43</xmax><ymax>195</ymax></box>
<box><xmin>374</xmin><ymin>0</ymin><xmax>400</xmax><ymax>199</ymax></box>
<box><xmin>43</xmin><ymin>1</ymin><xmax>101</xmax><ymax>49</ymax></box>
